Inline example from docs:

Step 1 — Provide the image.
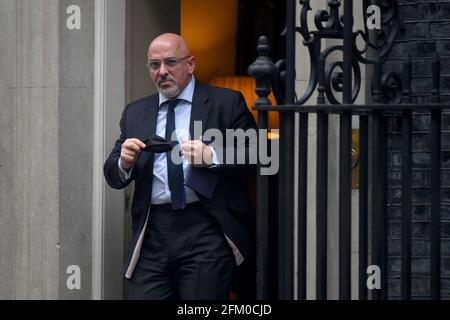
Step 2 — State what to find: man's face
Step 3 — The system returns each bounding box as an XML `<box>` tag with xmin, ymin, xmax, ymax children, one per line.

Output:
<box><xmin>147</xmin><ymin>41</ymin><xmax>195</xmax><ymax>99</ymax></box>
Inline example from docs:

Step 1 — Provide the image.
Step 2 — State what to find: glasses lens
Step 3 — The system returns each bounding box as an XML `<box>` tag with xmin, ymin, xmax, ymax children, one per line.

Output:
<box><xmin>149</xmin><ymin>61</ymin><xmax>161</xmax><ymax>71</ymax></box>
<box><xmin>165</xmin><ymin>58</ymin><xmax>178</xmax><ymax>67</ymax></box>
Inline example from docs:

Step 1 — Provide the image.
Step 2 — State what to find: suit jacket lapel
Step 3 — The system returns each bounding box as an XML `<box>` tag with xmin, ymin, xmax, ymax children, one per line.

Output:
<box><xmin>139</xmin><ymin>94</ymin><xmax>159</xmax><ymax>167</ymax></box>
<box><xmin>189</xmin><ymin>82</ymin><xmax>211</xmax><ymax>140</ymax></box>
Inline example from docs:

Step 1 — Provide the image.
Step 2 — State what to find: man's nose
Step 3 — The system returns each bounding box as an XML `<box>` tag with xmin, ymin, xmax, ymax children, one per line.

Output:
<box><xmin>159</xmin><ymin>62</ymin><xmax>169</xmax><ymax>75</ymax></box>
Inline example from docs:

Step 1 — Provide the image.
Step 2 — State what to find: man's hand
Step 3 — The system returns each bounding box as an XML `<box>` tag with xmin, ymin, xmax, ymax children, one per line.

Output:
<box><xmin>181</xmin><ymin>140</ymin><xmax>213</xmax><ymax>167</ymax></box>
<box><xmin>120</xmin><ymin>138</ymin><xmax>146</xmax><ymax>171</ymax></box>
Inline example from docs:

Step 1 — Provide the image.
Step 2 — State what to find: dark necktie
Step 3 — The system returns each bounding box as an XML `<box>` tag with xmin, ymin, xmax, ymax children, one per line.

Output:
<box><xmin>165</xmin><ymin>99</ymin><xmax>186</xmax><ymax>210</ymax></box>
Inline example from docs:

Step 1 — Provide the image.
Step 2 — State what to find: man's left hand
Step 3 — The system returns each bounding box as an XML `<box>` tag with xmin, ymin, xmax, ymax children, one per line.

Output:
<box><xmin>180</xmin><ymin>140</ymin><xmax>213</xmax><ymax>167</ymax></box>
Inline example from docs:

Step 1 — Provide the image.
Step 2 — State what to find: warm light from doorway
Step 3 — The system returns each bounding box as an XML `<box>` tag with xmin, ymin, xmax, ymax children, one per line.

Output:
<box><xmin>181</xmin><ymin>0</ymin><xmax>238</xmax><ymax>83</ymax></box>
<box><xmin>209</xmin><ymin>76</ymin><xmax>279</xmax><ymax>132</ymax></box>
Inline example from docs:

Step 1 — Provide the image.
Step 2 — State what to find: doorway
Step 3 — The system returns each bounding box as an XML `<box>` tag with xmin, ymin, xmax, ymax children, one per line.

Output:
<box><xmin>113</xmin><ymin>0</ymin><xmax>284</xmax><ymax>299</ymax></box>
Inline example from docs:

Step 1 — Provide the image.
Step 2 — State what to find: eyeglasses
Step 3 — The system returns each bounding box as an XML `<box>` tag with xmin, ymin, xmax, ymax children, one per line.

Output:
<box><xmin>146</xmin><ymin>56</ymin><xmax>191</xmax><ymax>72</ymax></box>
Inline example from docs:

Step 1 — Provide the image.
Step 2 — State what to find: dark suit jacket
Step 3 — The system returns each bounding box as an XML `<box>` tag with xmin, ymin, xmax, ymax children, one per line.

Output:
<box><xmin>103</xmin><ymin>81</ymin><xmax>257</xmax><ymax>278</ymax></box>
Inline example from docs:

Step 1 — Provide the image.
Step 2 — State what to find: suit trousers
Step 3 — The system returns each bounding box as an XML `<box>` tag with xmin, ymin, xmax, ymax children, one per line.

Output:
<box><xmin>127</xmin><ymin>202</ymin><xmax>236</xmax><ymax>300</ymax></box>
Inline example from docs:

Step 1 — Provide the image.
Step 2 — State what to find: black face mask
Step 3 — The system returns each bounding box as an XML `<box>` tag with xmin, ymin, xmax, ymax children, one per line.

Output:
<box><xmin>142</xmin><ymin>134</ymin><xmax>179</xmax><ymax>153</ymax></box>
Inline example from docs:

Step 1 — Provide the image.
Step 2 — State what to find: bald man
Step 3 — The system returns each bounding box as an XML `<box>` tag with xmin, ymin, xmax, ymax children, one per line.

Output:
<box><xmin>104</xmin><ymin>33</ymin><xmax>256</xmax><ymax>300</ymax></box>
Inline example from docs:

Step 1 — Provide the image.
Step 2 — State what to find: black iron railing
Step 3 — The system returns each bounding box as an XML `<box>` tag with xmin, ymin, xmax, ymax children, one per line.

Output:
<box><xmin>248</xmin><ymin>0</ymin><xmax>446</xmax><ymax>300</ymax></box>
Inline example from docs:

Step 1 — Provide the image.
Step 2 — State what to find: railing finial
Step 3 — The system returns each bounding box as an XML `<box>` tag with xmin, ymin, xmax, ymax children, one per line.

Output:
<box><xmin>248</xmin><ymin>36</ymin><xmax>277</xmax><ymax>106</ymax></box>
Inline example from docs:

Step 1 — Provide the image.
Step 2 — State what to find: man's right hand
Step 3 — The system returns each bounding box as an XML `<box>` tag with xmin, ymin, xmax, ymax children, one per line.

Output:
<box><xmin>120</xmin><ymin>138</ymin><xmax>146</xmax><ymax>171</ymax></box>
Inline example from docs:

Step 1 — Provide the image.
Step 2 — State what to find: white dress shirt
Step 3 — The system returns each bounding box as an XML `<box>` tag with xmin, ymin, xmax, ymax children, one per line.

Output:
<box><xmin>150</xmin><ymin>77</ymin><xmax>199</xmax><ymax>204</ymax></box>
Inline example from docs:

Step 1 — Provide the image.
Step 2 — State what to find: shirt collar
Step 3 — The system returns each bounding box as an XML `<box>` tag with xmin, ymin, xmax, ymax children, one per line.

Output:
<box><xmin>159</xmin><ymin>76</ymin><xmax>195</xmax><ymax>107</ymax></box>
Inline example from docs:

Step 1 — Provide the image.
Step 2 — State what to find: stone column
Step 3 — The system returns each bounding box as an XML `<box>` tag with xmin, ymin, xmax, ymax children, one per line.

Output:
<box><xmin>0</xmin><ymin>0</ymin><xmax>95</xmax><ymax>299</ymax></box>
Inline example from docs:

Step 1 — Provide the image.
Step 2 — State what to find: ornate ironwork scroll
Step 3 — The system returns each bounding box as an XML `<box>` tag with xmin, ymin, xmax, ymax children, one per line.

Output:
<box><xmin>269</xmin><ymin>0</ymin><xmax>400</xmax><ymax>105</ymax></box>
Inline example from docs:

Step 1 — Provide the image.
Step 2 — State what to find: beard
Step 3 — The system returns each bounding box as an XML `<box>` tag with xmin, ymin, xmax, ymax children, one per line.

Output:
<box><xmin>157</xmin><ymin>77</ymin><xmax>181</xmax><ymax>99</ymax></box>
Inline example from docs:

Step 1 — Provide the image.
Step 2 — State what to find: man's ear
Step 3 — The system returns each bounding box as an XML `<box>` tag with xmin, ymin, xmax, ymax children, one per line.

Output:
<box><xmin>188</xmin><ymin>56</ymin><xmax>196</xmax><ymax>75</ymax></box>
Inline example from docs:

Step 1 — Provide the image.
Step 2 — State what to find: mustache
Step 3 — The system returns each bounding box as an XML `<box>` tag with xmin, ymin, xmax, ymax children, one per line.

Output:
<box><xmin>158</xmin><ymin>76</ymin><xmax>174</xmax><ymax>86</ymax></box>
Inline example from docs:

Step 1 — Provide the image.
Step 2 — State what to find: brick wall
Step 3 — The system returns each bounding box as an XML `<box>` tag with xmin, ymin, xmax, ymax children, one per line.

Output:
<box><xmin>384</xmin><ymin>0</ymin><xmax>450</xmax><ymax>299</ymax></box>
